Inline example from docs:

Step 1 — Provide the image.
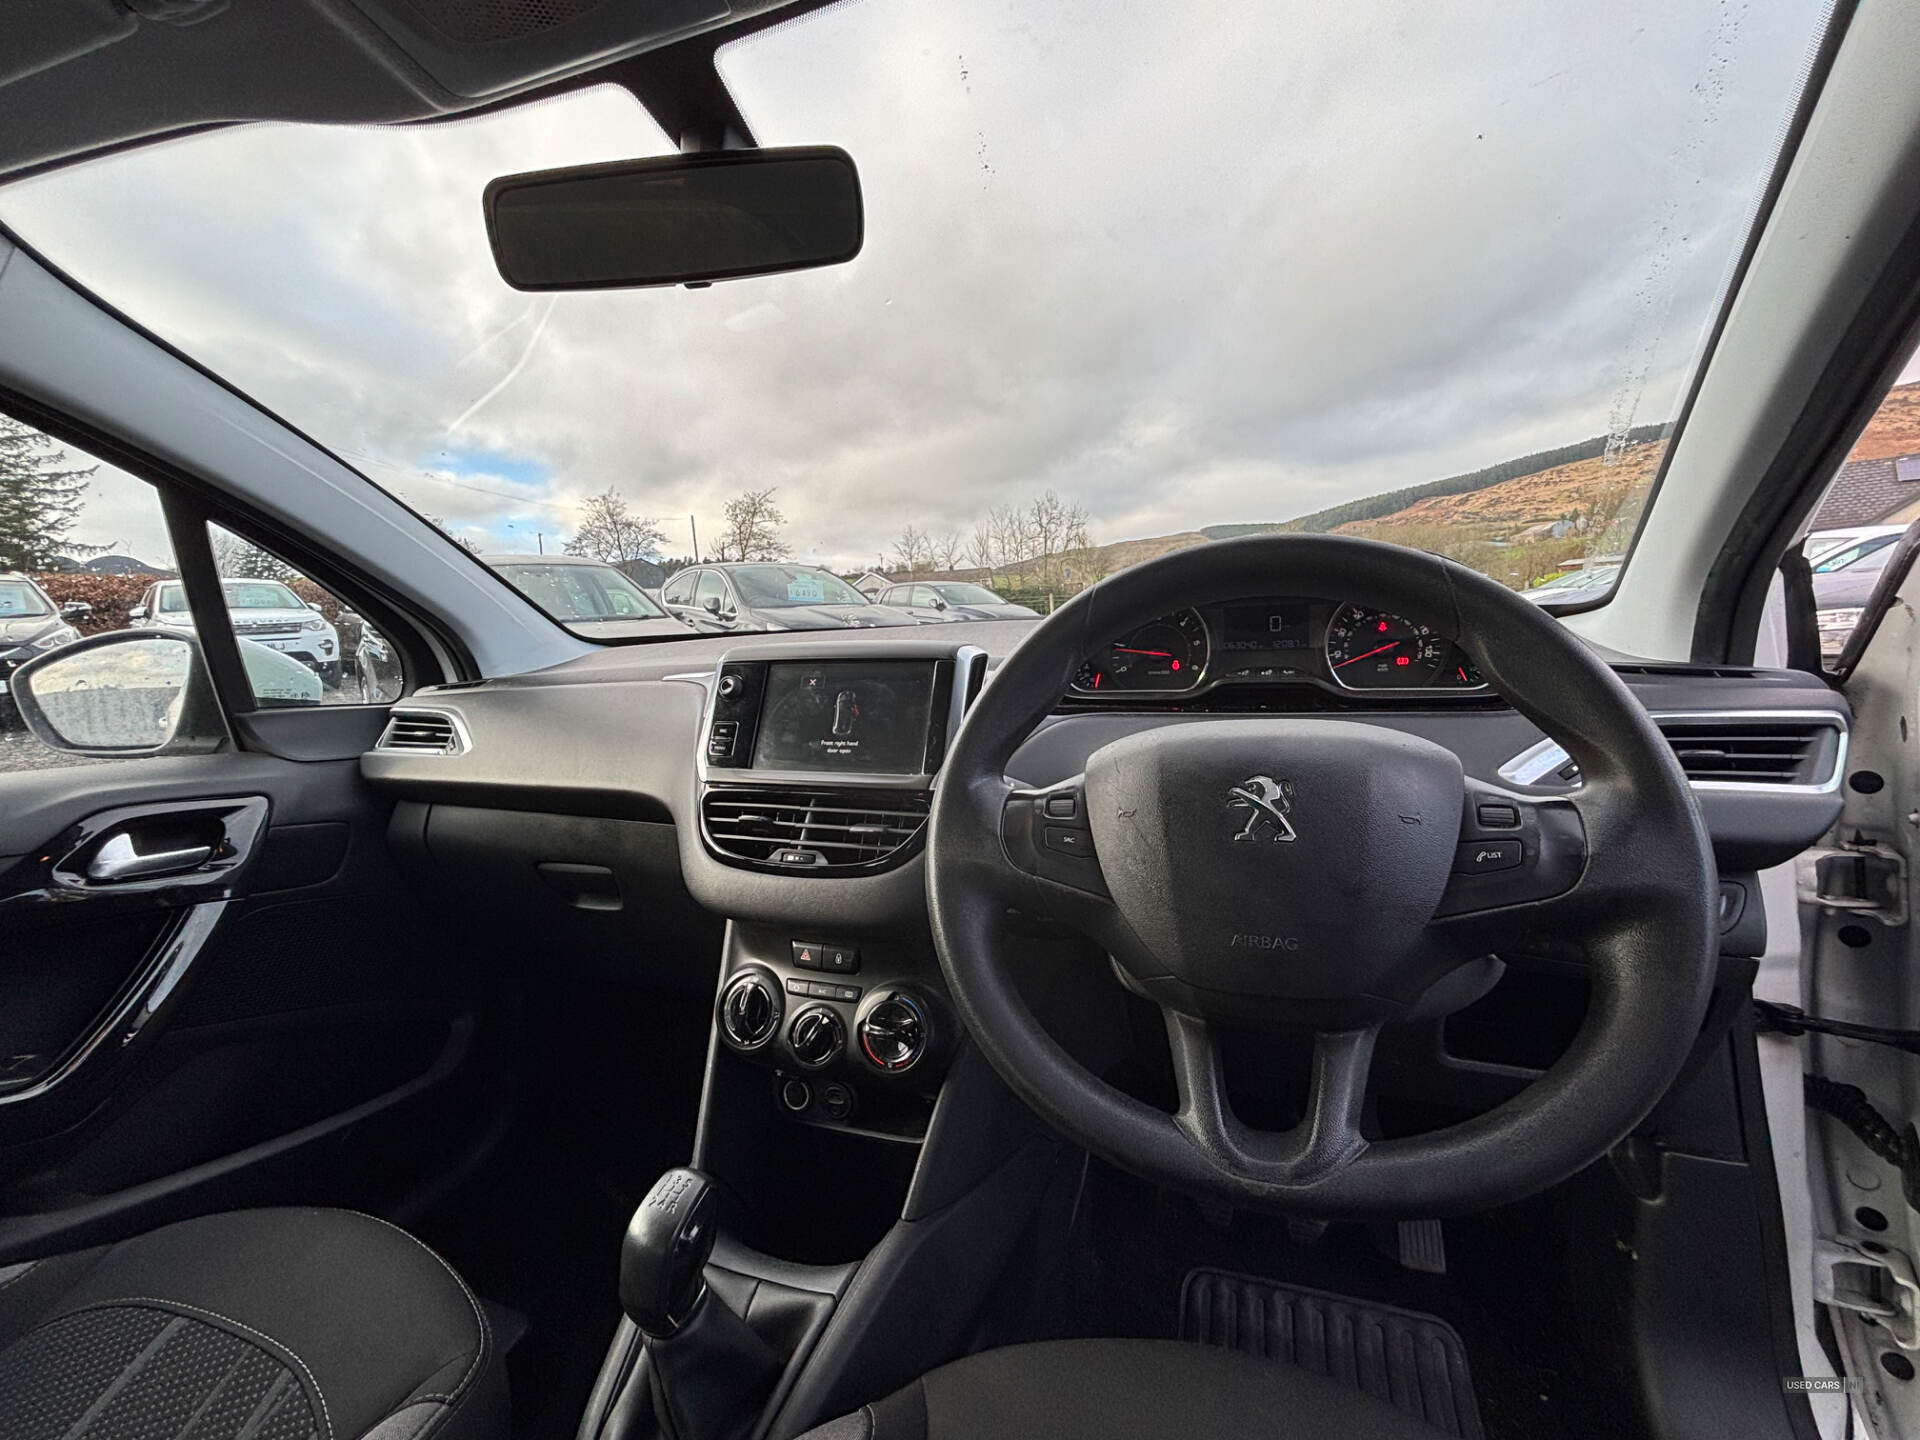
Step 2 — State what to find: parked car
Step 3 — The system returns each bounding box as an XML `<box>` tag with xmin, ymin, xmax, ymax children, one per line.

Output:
<box><xmin>0</xmin><ymin>570</ymin><xmax>85</xmax><ymax>692</ymax></box>
<box><xmin>1520</xmin><ymin>563</ymin><xmax>1621</xmax><ymax>605</ymax></box>
<box><xmin>1813</xmin><ymin>531</ymin><xmax>1906</xmax><ymax>657</ymax></box>
<box><xmin>660</xmin><ymin>563</ymin><xmax>922</xmax><ymax>633</ymax></box>
<box><xmin>485</xmin><ymin>554</ymin><xmax>694</xmax><ymax>639</ymax></box>
<box><xmin>875</xmin><ymin>581</ymin><xmax>1039</xmax><ymax>621</ymax></box>
<box><xmin>1804</xmin><ymin>522</ymin><xmax>1906</xmax><ymax>566</ymax></box>
<box><xmin>130</xmin><ymin>577</ymin><xmax>343</xmax><ymax>686</ymax></box>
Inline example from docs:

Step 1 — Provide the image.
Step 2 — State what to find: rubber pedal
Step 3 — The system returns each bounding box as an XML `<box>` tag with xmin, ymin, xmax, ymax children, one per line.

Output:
<box><xmin>1179</xmin><ymin>1267</ymin><xmax>1482</xmax><ymax>1439</ymax></box>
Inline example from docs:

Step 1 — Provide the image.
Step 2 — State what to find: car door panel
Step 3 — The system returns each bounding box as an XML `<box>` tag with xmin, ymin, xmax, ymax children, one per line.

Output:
<box><xmin>0</xmin><ymin>747</ymin><xmax>499</xmax><ymax>1257</ymax></box>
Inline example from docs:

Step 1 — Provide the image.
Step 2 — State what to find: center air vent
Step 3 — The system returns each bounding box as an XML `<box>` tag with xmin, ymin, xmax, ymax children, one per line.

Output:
<box><xmin>375</xmin><ymin>710</ymin><xmax>466</xmax><ymax>755</ymax></box>
<box><xmin>701</xmin><ymin>787</ymin><xmax>931</xmax><ymax>873</ymax></box>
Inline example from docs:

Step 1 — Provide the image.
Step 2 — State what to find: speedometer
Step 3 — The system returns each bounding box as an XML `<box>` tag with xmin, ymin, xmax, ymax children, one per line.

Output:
<box><xmin>1073</xmin><ymin>610</ymin><xmax>1209</xmax><ymax>693</ymax></box>
<box><xmin>1324</xmin><ymin>605</ymin><xmax>1447</xmax><ymax>689</ymax></box>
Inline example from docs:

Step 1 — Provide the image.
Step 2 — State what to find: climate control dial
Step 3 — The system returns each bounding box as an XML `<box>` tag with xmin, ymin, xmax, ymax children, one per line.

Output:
<box><xmin>787</xmin><ymin>1004</ymin><xmax>846</xmax><ymax>1070</ymax></box>
<box><xmin>858</xmin><ymin>991</ymin><xmax>930</xmax><ymax>1073</ymax></box>
<box><xmin>718</xmin><ymin>969</ymin><xmax>782</xmax><ymax>1052</ymax></box>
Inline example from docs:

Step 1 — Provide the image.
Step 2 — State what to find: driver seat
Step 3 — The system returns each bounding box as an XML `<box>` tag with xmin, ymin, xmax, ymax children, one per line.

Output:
<box><xmin>793</xmin><ymin>1339</ymin><xmax>1456</xmax><ymax>1439</ymax></box>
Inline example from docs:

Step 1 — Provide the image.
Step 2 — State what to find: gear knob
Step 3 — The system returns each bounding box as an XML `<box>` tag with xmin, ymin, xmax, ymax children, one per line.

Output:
<box><xmin>621</xmin><ymin>1168</ymin><xmax>720</xmax><ymax>1336</ymax></box>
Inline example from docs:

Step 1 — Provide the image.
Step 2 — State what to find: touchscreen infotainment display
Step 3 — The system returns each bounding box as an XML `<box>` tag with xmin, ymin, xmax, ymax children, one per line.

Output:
<box><xmin>751</xmin><ymin>661</ymin><xmax>938</xmax><ymax>774</ymax></box>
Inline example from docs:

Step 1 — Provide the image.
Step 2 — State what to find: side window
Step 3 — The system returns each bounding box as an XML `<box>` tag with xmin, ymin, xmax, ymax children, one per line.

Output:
<box><xmin>209</xmin><ymin>524</ymin><xmax>402</xmax><ymax>707</ymax></box>
<box><xmin>914</xmin><ymin>586</ymin><xmax>939</xmax><ymax>606</ymax></box>
<box><xmin>881</xmin><ymin>587</ymin><xmax>905</xmax><ymax>605</ymax></box>
<box><xmin>1806</xmin><ymin>340</ymin><xmax>1920</xmax><ymax>662</ymax></box>
<box><xmin>662</xmin><ymin>572</ymin><xmax>695</xmax><ymax>606</ymax></box>
<box><xmin>695</xmin><ymin>571</ymin><xmax>728</xmax><ymax>611</ymax></box>
<box><xmin>0</xmin><ymin>412</ymin><xmax>185</xmax><ymax>774</ymax></box>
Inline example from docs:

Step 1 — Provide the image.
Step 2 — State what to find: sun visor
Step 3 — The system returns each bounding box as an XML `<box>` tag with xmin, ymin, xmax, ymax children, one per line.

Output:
<box><xmin>4</xmin><ymin>0</ymin><xmax>136</xmax><ymax>88</ymax></box>
<box><xmin>344</xmin><ymin>0</ymin><xmax>733</xmax><ymax>98</ymax></box>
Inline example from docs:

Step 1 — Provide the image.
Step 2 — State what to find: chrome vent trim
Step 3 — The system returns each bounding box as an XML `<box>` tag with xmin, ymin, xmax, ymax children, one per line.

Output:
<box><xmin>1498</xmin><ymin>710</ymin><xmax>1847</xmax><ymax>794</ymax></box>
<box><xmin>700</xmin><ymin>786</ymin><xmax>931</xmax><ymax>872</ymax></box>
<box><xmin>375</xmin><ymin>708</ymin><xmax>469</xmax><ymax>756</ymax></box>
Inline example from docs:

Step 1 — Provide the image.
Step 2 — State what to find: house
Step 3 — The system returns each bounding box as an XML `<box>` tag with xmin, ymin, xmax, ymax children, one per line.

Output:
<box><xmin>1808</xmin><ymin>453</ymin><xmax>1920</xmax><ymax>531</ymax></box>
<box><xmin>849</xmin><ymin>571</ymin><xmax>895</xmax><ymax>599</ymax></box>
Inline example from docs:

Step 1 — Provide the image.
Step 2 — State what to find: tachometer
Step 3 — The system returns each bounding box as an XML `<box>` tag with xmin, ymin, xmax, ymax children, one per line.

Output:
<box><xmin>1073</xmin><ymin>610</ymin><xmax>1209</xmax><ymax>693</ymax></box>
<box><xmin>1324</xmin><ymin>605</ymin><xmax>1447</xmax><ymax>689</ymax></box>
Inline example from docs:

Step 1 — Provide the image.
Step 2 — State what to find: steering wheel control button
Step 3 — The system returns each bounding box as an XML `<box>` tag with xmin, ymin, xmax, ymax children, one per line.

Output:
<box><xmin>1474</xmin><ymin>802</ymin><xmax>1520</xmax><ymax>829</ymax></box>
<box><xmin>718</xmin><ymin>971</ymin><xmax>781</xmax><ymax>1052</ymax></box>
<box><xmin>820</xmin><ymin>944</ymin><xmax>861</xmax><ymax>973</ymax></box>
<box><xmin>1453</xmin><ymin>840</ymin><xmax>1523</xmax><ymax>874</ymax></box>
<box><xmin>1043</xmin><ymin>792</ymin><xmax>1078</xmax><ymax>819</ymax></box>
<box><xmin>788</xmin><ymin>1005</ymin><xmax>846</xmax><ymax>1069</ymax></box>
<box><xmin>791</xmin><ymin>941</ymin><xmax>823</xmax><ymax>969</ymax></box>
<box><xmin>859</xmin><ymin>992</ymin><xmax>929</xmax><ymax>1072</ymax></box>
<box><xmin>1043</xmin><ymin>826</ymin><xmax>1093</xmax><ymax>857</ymax></box>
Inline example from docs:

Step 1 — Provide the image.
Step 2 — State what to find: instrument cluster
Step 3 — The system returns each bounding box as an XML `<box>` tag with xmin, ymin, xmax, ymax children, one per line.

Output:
<box><xmin>1070</xmin><ymin>598</ymin><xmax>1485</xmax><ymax>698</ymax></box>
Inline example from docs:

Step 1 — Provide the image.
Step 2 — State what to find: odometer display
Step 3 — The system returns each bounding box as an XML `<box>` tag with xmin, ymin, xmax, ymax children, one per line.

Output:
<box><xmin>1324</xmin><ymin>605</ymin><xmax>1447</xmax><ymax>689</ymax></box>
<box><xmin>1073</xmin><ymin>610</ymin><xmax>1209</xmax><ymax>693</ymax></box>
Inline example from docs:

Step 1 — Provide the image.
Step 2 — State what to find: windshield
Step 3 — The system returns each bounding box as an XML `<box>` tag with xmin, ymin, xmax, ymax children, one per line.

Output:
<box><xmin>496</xmin><ymin>561</ymin><xmax>668</xmax><ymax>621</ymax></box>
<box><xmin>1814</xmin><ymin>536</ymin><xmax>1900</xmax><ymax>574</ymax></box>
<box><xmin>731</xmin><ymin>566</ymin><xmax>868</xmax><ymax>608</ymax></box>
<box><xmin>934</xmin><ymin>584</ymin><xmax>1005</xmax><ymax>605</ymax></box>
<box><xmin>0</xmin><ymin>1</ymin><xmax>1832</xmax><ymax>627</ymax></box>
<box><xmin>0</xmin><ymin>580</ymin><xmax>51</xmax><ymax>617</ymax></box>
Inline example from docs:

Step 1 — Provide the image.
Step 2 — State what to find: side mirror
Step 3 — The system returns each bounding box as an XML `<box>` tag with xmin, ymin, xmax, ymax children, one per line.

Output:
<box><xmin>307</xmin><ymin>601</ymin><xmax>325</xmax><ymax>613</ymax></box>
<box><xmin>126</xmin><ymin>605</ymin><xmax>147</xmax><ymax>620</ymax></box>
<box><xmin>932</xmin><ymin>597</ymin><xmax>949</xmax><ymax>609</ymax></box>
<box><xmin>702</xmin><ymin>596</ymin><xmax>724</xmax><ymax>616</ymax></box>
<box><xmin>59</xmin><ymin>600</ymin><xmax>92</xmax><ymax>620</ymax></box>
<box><xmin>9</xmin><ymin>631</ymin><xmax>227</xmax><ymax>757</ymax></box>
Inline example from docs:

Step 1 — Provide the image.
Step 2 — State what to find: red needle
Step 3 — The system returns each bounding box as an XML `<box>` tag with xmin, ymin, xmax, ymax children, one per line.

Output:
<box><xmin>1112</xmin><ymin>646</ymin><xmax>1174</xmax><ymax>657</ymax></box>
<box><xmin>1335</xmin><ymin>640</ymin><xmax>1402</xmax><ymax>668</ymax></box>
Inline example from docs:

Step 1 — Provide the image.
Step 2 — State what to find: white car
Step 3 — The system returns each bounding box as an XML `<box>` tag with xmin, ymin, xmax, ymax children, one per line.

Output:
<box><xmin>131</xmin><ymin>577</ymin><xmax>343</xmax><ymax>687</ymax></box>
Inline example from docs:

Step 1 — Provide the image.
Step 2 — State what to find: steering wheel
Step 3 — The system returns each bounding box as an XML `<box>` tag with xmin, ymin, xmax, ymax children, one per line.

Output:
<box><xmin>926</xmin><ymin>535</ymin><xmax>1716</xmax><ymax>1217</ymax></box>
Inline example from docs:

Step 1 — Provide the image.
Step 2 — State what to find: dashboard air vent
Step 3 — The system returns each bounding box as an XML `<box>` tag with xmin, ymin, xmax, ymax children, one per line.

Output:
<box><xmin>376</xmin><ymin>709</ymin><xmax>466</xmax><ymax>755</ymax></box>
<box><xmin>1655</xmin><ymin>716</ymin><xmax>1839</xmax><ymax>786</ymax></box>
<box><xmin>702</xmin><ymin>787</ymin><xmax>931</xmax><ymax>872</ymax></box>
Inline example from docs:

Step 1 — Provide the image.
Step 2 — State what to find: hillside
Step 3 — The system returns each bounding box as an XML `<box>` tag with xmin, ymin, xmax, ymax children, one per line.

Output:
<box><xmin>1334</xmin><ymin>438</ymin><xmax>1664</xmax><ymax>537</ymax></box>
<box><xmin>1202</xmin><ymin>422</ymin><xmax>1669</xmax><ymax>538</ymax></box>
<box><xmin>1850</xmin><ymin>380</ymin><xmax>1920</xmax><ymax>462</ymax></box>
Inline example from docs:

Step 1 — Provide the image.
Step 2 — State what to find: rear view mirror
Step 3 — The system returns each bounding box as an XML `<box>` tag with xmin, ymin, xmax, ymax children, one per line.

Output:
<box><xmin>484</xmin><ymin>147</ymin><xmax>863</xmax><ymax>291</ymax></box>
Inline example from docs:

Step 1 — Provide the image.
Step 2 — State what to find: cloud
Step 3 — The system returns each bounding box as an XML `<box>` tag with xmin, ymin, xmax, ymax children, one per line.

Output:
<box><xmin>0</xmin><ymin>0</ymin><xmax>1828</xmax><ymax>573</ymax></box>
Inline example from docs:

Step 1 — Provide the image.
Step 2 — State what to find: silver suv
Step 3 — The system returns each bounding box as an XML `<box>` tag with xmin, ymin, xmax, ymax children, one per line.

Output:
<box><xmin>131</xmin><ymin>577</ymin><xmax>343</xmax><ymax>687</ymax></box>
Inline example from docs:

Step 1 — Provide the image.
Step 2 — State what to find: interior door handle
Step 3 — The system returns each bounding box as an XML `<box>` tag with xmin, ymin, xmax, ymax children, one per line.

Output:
<box><xmin>86</xmin><ymin>832</ymin><xmax>215</xmax><ymax>884</ymax></box>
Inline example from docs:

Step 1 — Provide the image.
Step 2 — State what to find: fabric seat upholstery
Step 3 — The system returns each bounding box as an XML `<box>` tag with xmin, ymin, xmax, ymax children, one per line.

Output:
<box><xmin>795</xmin><ymin>1338</ymin><xmax>1457</xmax><ymax>1439</ymax></box>
<box><xmin>0</xmin><ymin>1208</ymin><xmax>505</xmax><ymax>1440</ymax></box>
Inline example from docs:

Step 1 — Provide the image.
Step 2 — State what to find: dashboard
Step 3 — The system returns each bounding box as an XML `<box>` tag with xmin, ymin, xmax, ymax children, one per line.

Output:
<box><xmin>1071</xmin><ymin>599</ymin><xmax>1484</xmax><ymax>699</ymax></box>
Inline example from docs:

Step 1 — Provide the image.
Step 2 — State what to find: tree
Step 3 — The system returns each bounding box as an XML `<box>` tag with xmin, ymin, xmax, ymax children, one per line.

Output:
<box><xmin>890</xmin><ymin>523</ymin><xmax>934</xmax><ymax>575</ymax></box>
<box><xmin>714</xmin><ymin>488</ymin><xmax>791</xmax><ymax>562</ymax></box>
<box><xmin>211</xmin><ymin>529</ymin><xmax>295</xmax><ymax>582</ymax></box>
<box><xmin>565</xmin><ymin>489</ymin><xmax>667</xmax><ymax>564</ymax></box>
<box><xmin>0</xmin><ymin>415</ymin><xmax>100</xmax><ymax>571</ymax></box>
<box><xmin>934</xmin><ymin>530</ymin><xmax>967</xmax><ymax>571</ymax></box>
<box><xmin>423</xmin><ymin>514</ymin><xmax>482</xmax><ymax>555</ymax></box>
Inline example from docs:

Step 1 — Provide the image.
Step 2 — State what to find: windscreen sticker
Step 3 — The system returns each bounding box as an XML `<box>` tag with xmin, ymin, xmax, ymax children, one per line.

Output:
<box><xmin>785</xmin><ymin>574</ymin><xmax>825</xmax><ymax>601</ymax></box>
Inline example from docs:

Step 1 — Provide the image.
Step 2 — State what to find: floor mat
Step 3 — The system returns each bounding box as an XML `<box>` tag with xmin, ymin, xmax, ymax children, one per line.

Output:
<box><xmin>1180</xmin><ymin>1267</ymin><xmax>1484</xmax><ymax>1439</ymax></box>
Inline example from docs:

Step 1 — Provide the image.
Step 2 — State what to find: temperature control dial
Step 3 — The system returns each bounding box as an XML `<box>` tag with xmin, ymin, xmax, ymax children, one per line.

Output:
<box><xmin>788</xmin><ymin>1005</ymin><xmax>846</xmax><ymax>1070</ymax></box>
<box><xmin>858</xmin><ymin>991</ymin><xmax>930</xmax><ymax>1073</ymax></box>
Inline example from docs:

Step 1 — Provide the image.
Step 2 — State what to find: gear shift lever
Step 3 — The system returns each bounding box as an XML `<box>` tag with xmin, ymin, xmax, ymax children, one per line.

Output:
<box><xmin>621</xmin><ymin>1169</ymin><xmax>779</xmax><ymax>1440</ymax></box>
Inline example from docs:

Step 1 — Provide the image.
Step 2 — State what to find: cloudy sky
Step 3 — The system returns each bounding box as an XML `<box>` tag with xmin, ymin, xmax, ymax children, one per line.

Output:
<box><xmin>0</xmin><ymin>0</ymin><xmax>1836</xmax><ymax>571</ymax></box>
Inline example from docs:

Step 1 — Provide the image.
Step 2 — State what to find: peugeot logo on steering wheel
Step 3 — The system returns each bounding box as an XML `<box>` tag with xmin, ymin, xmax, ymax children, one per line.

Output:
<box><xmin>1227</xmin><ymin>775</ymin><xmax>1297</xmax><ymax>842</ymax></box>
